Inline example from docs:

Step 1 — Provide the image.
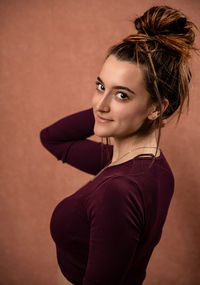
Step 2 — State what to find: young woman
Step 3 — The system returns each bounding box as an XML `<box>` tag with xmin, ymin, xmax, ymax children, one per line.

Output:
<box><xmin>40</xmin><ymin>6</ymin><xmax>197</xmax><ymax>285</ymax></box>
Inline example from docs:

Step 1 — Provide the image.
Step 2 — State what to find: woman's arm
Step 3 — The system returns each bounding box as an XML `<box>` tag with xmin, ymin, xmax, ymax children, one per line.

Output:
<box><xmin>40</xmin><ymin>108</ymin><xmax>113</xmax><ymax>175</ymax></box>
<box><xmin>83</xmin><ymin>176</ymin><xmax>144</xmax><ymax>284</ymax></box>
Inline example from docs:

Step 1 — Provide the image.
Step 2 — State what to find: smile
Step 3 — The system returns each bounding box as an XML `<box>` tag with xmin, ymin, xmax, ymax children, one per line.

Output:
<box><xmin>96</xmin><ymin>114</ymin><xmax>113</xmax><ymax>123</ymax></box>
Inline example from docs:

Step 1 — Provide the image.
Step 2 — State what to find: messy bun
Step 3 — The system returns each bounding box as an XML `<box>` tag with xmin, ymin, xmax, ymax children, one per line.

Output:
<box><xmin>135</xmin><ymin>6</ymin><xmax>193</xmax><ymax>37</ymax></box>
<box><xmin>134</xmin><ymin>6</ymin><xmax>196</xmax><ymax>57</ymax></box>
<box><xmin>105</xmin><ymin>5</ymin><xmax>198</xmax><ymax>156</ymax></box>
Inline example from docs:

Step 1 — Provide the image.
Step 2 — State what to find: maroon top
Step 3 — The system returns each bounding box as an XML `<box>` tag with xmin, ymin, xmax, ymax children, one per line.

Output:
<box><xmin>40</xmin><ymin>108</ymin><xmax>174</xmax><ymax>285</ymax></box>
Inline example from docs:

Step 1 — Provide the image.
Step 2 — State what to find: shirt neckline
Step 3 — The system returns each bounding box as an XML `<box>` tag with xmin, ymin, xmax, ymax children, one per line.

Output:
<box><xmin>104</xmin><ymin>150</ymin><xmax>163</xmax><ymax>171</ymax></box>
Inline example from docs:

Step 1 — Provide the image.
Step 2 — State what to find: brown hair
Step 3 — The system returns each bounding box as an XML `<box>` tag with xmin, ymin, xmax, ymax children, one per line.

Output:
<box><xmin>102</xmin><ymin>5</ymin><xmax>198</xmax><ymax>161</ymax></box>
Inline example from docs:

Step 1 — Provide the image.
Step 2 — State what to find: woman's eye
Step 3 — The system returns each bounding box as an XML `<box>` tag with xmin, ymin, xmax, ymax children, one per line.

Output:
<box><xmin>116</xmin><ymin>92</ymin><xmax>128</xmax><ymax>100</ymax></box>
<box><xmin>95</xmin><ymin>82</ymin><xmax>104</xmax><ymax>91</ymax></box>
<box><xmin>95</xmin><ymin>82</ymin><xmax>128</xmax><ymax>100</ymax></box>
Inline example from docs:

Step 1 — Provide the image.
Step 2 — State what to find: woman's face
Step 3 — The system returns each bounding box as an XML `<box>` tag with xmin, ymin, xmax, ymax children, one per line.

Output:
<box><xmin>92</xmin><ymin>55</ymin><xmax>153</xmax><ymax>139</ymax></box>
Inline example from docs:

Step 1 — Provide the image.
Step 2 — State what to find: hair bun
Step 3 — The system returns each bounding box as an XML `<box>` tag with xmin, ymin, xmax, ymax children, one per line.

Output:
<box><xmin>134</xmin><ymin>6</ymin><xmax>195</xmax><ymax>46</ymax></box>
<box><xmin>133</xmin><ymin>5</ymin><xmax>197</xmax><ymax>57</ymax></box>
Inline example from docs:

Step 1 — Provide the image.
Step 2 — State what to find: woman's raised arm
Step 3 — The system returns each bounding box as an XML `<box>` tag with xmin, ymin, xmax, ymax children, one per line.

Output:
<box><xmin>40</xmin><ymin>108</ymin><xmax>112</xmax><ymax>175</ymax></box>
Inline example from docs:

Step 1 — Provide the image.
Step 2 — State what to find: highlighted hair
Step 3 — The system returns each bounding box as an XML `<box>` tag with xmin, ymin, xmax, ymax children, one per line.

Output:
<box><xmin>103</xmin><ymin>6</ymin><xmax>198</xmax><ymax>160</ymax></box>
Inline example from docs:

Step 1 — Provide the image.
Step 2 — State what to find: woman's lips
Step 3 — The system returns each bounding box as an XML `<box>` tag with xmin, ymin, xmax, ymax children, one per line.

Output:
<box><xmin>96</xmin><ymin>114</ymin><xmax>113</xmax><ymax>123</ymax></box>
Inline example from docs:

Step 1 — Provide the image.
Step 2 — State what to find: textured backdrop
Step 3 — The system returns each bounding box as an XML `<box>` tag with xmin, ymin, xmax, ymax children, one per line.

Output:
<box><xmin>0</xmin><ymin>0</ymin><xmax>200</xmax><ymax>284</ymax></box>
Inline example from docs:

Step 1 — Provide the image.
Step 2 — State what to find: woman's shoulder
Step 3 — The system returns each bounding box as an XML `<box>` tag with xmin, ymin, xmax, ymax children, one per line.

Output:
<box><xmin>87</xmin><ymin>174</ymin><xmax>145</xmax><ymax>225</ymax></box>
<box><xmin>89</xmin><ymin>149</ymin><xmax>174</xmax><ymax>201</ymax></box>
<box><xmin>91</xmin><ymin>174</ymin><xmax>143</xmax><ymax>205</ymax></box>
<box><xmin>126</xmin><ymin>150</ymin><xmax>175</xmax><ymax>198</ymax></box>
<box><xmin>129</xmin><ymin>149</ymin><xmax>174</xmax><ymax>179</ymax></box>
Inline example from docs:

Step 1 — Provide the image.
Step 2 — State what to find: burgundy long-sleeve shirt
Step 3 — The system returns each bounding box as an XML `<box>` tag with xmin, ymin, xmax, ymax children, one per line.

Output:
<box><xmin>40</xmin><ymin>108</ymin><xmax>174</xmax><ymax>285</ymax></box>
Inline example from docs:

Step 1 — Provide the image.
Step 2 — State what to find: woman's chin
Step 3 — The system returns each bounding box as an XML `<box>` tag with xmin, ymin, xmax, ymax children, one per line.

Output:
<box><xmin>93</xmin><ymin>126</ymin><xmax>112</xmax><ymax>138</ymax></box>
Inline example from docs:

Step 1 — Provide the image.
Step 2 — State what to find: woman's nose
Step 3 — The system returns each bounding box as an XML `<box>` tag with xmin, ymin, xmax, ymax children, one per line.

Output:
<box><xmin>96</xmin><ymin>94</ymin><xmax>111</xmax><ymax>112</ymax></box>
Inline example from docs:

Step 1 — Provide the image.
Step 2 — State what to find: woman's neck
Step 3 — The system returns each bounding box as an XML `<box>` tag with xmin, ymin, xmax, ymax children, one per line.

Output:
<box><xmin>110</xmin><ymin>131</ymin><xmax>159</xmax><ymax>165</ymax></box>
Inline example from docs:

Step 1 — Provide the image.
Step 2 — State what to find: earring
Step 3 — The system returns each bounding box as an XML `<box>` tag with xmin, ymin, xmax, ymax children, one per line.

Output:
<box><xmin>151</xmin><ymin>112</ymin><xmax>157</xmax><ymax>119</ymax></box>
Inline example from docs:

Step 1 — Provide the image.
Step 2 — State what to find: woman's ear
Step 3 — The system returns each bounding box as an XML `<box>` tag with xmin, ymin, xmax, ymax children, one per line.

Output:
<box><xmin>148</xmin><ymin>98</ymin><xmax>169</xmax><ymax>121</ymax></box>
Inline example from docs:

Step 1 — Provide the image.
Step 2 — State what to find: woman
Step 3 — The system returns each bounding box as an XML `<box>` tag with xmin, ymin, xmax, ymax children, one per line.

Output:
<box><xmin>40</xmin><ymin>6</ymin><xmax>197</xmax><ymax>285</ymax></box>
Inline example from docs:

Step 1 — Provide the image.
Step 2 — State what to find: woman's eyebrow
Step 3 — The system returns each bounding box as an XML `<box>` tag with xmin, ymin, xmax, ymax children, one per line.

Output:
<box><xmin>97</xmin><ymin>76</ymin><xmax>136</xmax><ymax>95</ymax></box>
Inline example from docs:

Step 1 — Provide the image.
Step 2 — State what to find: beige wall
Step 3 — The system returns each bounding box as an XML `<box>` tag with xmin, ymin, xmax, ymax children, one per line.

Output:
<box><xmin>1</xmin><ymin>0</ymin><xmax>200</xmax><ymax>284</ymax></box>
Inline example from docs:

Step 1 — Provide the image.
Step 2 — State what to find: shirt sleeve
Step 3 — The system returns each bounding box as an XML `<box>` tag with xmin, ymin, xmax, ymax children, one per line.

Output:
<box><xmin>84</xmin><ymin>176</ymin><xmax>144</xmax><ymax>285</ymax></box>
<box><xmin>39</xmin><ymin>108</ymin><xmax>113</xmax><ymax>175</ymax></box>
